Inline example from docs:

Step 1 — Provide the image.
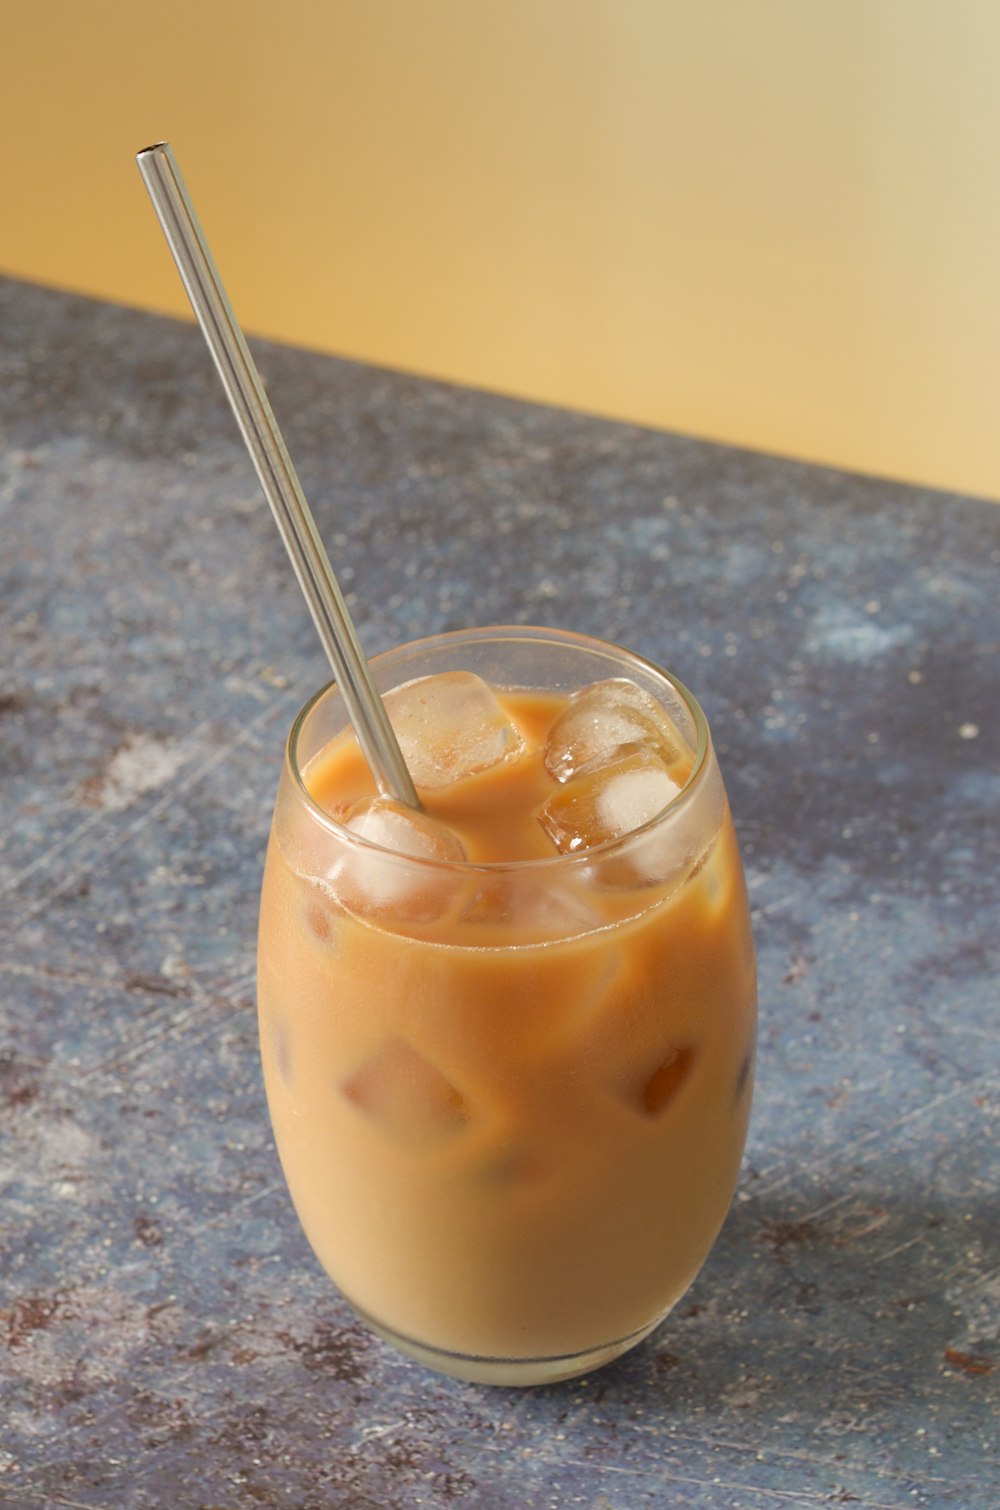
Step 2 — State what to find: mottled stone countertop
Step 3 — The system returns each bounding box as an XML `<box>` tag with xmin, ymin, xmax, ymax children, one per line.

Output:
<box><xmin>1</xmin><ymin>276</ymin><xmax>997</xmax><ymax>1509</ymax></box>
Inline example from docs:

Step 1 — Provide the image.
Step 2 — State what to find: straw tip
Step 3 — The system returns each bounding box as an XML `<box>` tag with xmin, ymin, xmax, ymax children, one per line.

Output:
<box><xmin>136</xmin><ymin>141</ymin><xmax>170</xmax><ymax>162</ymax></box>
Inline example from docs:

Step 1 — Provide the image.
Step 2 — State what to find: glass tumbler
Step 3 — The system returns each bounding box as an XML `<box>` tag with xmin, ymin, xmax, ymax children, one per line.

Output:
<box><xmin>257</xmin><ymin>627</ymin><xmax>756</xmax><ymax>1385</ymax></box>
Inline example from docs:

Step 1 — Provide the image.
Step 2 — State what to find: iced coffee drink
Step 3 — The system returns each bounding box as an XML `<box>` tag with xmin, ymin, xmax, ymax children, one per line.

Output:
<box><xmin>257</xmin><ymin>627</ymin><xmax>756</xmax><ymax>1385</ymax></box>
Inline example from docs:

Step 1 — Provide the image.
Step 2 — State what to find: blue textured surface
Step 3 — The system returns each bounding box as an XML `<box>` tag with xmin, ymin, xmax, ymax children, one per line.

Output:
<box><xmin>1</xmin><ymin>276</ymin><xmax>997</xmax><ymax>1508</ymax></box>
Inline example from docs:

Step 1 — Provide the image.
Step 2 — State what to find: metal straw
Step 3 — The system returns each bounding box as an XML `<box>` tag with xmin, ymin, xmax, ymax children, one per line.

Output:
<box><xmin>136</xmin><ymin>141</ymin><xmax>419</xmax><ymax>808</ymax></box>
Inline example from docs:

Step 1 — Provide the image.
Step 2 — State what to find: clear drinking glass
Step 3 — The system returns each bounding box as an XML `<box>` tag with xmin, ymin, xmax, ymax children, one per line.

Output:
<box><xmin>257</xmin><ymin>627</ymin><xmax>756</xmax><ymax>1386</ymax></box>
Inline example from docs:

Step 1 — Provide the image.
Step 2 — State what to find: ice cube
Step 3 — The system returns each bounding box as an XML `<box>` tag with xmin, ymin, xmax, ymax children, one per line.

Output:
<box><xmin>687</xmin><ymin>831</ymin><xmax>731</xmax><ymax>913</ymax></box>
<box><xmin>331</xmin><ymin>796</ymin><xmax>466</xmax><ymax>922</ymax></box>
<box><xmin>384</xmin><ymin>671</ymin><xmax>526</xmax><ymax>789</ymax></box>
<box><xmin>537</xmin><ymin>745</ymin><xmax>682</xmax><ymax>855</ymax></box>
<box><xmin>544</xmin><ymin>678</ymin><xmax>690</xmax><ymax>783</ymax></box>
<box><xmin>734</xmin><ymin>1044</ymin><xmax>754</xmax><ymax>1105</ymax></box>
<box><xmin>636</xmin><ymin>1045</ymin><xmax>695</xmax><ymax>1117</ymax></box>
<box><xmin>476</xmin><ymin>1142</ymin><xmax>546</xmax><ymax>1191</ymax></box>
<box><xmin>303</xmin><ymin>883</ymin><xmax>337</xmax><ymax>943</ymax></box>
<box><xmin>341</xmin><ymin>1038</ymin><xmax>469</xmax><ymax>1143</ymax></box>
<box><xmin>459</xmin><ymin>870</ymin><xmax>604</xmax><ymax>943</ymax></box>
<box><xmin>342</xmin><ymin>795</ymin><xmax>466</xmax><ymax>860</ymax></box>
<box><xmin>609</xmin><ymin>1043</ymin><xmax>696</xmax><ymax>1118</ymax></box>
<box><xmin>267</xmin><ymin>1011</ymin><xmax>294</xmax><ymax>1088</ymax></box>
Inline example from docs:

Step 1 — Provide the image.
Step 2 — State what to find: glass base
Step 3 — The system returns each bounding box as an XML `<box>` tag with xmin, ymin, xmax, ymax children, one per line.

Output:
<box><xmin>358</xmin><ymin>1308</ymin><xmax>663</xmax><ymax>1387</ymax></box>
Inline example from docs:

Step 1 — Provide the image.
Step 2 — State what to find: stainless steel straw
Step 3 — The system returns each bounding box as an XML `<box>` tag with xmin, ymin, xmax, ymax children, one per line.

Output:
<box><xmin>136</xmin><ymin>141</ymin><xmax>419</xmax><ymax>808</ymax></box>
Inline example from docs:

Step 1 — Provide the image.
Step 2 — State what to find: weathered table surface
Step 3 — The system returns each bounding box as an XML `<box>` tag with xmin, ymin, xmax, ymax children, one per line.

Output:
<box><xmin>2</xmin><ymin>276</ymin><xmax>997</xmax><ymax>1509</ymax></box>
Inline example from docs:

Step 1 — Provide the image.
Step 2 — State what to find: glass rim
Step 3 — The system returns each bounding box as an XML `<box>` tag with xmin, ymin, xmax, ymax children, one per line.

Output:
<box><xmin>284</xmin><ymin>624</ymin><xmax>713</xmax><ymax>875</ymax></box>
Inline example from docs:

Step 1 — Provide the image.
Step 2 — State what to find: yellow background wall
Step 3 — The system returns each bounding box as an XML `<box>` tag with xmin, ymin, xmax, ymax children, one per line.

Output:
<box><xmin>4</xmin><ymin>0</ymin><xmax>999</xmax><ymax>500</ymax></box>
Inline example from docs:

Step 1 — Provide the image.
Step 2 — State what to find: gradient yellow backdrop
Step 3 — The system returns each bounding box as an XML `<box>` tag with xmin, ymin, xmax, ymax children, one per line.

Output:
<box><xmin>4</xmin><ymin>0</ymin><xmax>999</xmax><ymax>499</ymax></box>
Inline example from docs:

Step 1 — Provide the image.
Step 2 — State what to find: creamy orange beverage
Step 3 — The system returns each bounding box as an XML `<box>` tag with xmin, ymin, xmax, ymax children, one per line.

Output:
<box><xmin>257</xmin><ymin>627</ymin><xmax>756</xmax><ymax>1384</ymax></box>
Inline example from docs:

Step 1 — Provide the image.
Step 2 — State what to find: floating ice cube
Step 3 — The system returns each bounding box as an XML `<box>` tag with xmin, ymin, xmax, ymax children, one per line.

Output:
<box><xmin>330</xmin><ymin>796</ymin><xmax>466</xmax><ymax>921</ymax></box>
<box><xmin>342</xmin><ymin>796</ymin><xmax>466</xmax><ymax>860</ymax></box>
<box><xmin>384</xmin><ymin>671</ymin><xmax>526</xmax><ymax>789</ymax></box>
<box><xmin>687</xmin><ymin>831</ymin><xmax>731</xmax><ymax>914</ymax></box>
<box><xmin>341</xmin><ymin>1038</ymin><xmax>469</xmax><ymax>1143</ymax></box>
<box><xmin>459</xmin><ymin>871</ymin><xmax>604</xmax><ymax>942</ymax></box>
<box><xmin>537</xmin><ymin>745</ymin><xmax>682</xmax><ymax>855</ymax></box>
<box><xmin>544</xmin><ymin>678</ymin><xmax>690</xmax><ymax>783</ymax></box>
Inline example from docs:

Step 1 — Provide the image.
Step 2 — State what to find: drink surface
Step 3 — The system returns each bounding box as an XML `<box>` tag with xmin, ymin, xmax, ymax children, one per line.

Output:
<box><xmin>257</xmin><ymin>669</ymin><xmax>756</xmax><ymax>1377</ymax></box>
<box><xmin>310</xmin><ymin>688</ymin><xmax>579</xmax><ymax>863</ymax></box>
